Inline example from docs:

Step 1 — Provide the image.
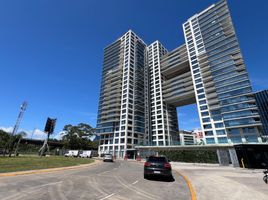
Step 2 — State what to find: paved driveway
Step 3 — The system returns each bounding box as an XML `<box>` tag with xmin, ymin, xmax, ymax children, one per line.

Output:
<box><xmin>0</xmin><ymin>160</ymin><xmax>190</xmax><ymax>200</ymax></box>
<box><xmin>171</xmin><ymin>162</ymin><xmax>268</xmax><ymax>200</ymax></box>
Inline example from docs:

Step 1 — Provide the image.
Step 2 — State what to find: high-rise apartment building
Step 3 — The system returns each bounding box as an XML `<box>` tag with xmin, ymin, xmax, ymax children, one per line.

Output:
<box><xmin>182</xmin><ymin>0</ymin><xmax>262</xmax><ymax>144</ymax></box>
<box><xmin>96</xmin><ymin>31</ymin><xmax>147</xmax><ymax>157</ymax></box>
<box><xmin>255</xmin><ymin>90</ymin><xmax>268</xmax><ymax>135</ymax></box>
<box><xmin>97</xmin><ymin>0</ymin><xmax>263</xmax><ymax>157</ymax></box>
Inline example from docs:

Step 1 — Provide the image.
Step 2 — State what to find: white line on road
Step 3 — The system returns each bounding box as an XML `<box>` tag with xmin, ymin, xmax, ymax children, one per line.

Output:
<box><xmin>36</xmin><ymin>181</ymin><xmax>62</xmax><ymax>188</ymax></box>
<box><xmin>98</xmin><ymin>170</ymin><xmax>111</xmax><ymax>175</ymax></box>
<box><xmin>2</xmin><ymin>181</ymin><xmax>63</xmax><ymax>200</ymax></box>
<box><xmin>132</xmin><ymin>180</ymin><xmax>139</xmax><ymax>185</ymax></box>
<box><xmin>99</xmin><ymin>193</ymin><xmax>115</xmax><ymax>200</ymax></box>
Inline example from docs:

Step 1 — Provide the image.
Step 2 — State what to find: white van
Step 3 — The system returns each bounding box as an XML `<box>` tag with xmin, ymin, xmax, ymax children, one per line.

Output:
<box><xmin>64</xmin><ymin>150</ymin><xmax>79</xmax><ymax>157</ymax></box>
<box><xmin>79</xmin><ymin>150</ymin><xmax>92</xmax><ymax>158</ymax></box>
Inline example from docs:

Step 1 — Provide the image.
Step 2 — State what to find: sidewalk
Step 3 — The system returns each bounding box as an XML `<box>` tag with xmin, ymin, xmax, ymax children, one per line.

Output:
<box><xmin>171</xmin><ymin>162</ymin><xmax>268</xmax><ymax>200</ymax></box>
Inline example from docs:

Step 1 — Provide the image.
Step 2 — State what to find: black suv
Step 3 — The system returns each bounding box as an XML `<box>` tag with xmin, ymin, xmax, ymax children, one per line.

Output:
<box><xmin>144</xmin><ymin>156</ymin><xmax>172</xmax><ymax>179</ymax></box>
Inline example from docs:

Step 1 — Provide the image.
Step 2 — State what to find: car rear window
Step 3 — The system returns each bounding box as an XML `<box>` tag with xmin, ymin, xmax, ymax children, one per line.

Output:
<box><xmin>147</xmin><ymin>156</ymin><xmax>167</xmax><ymax>162</ymax></box>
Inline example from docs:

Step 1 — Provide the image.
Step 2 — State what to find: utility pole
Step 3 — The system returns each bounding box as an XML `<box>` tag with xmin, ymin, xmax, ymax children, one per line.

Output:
<box><xmin>8</xmin><ymin>101</ymin><xmax>27</xmax><ymax>157</ymax></box>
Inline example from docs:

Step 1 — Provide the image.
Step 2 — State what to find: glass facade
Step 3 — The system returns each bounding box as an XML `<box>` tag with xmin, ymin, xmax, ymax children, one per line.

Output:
<box><xmin>97</xmin><ymin>31</ymin><xmax>147</xmax><ymax>157</ymax></box>
<box><xmin>96</xmin><ymin>0</ymin><xmax>263</xmax><ymax>157</ymax></box>
<box><xmin>255</xmin><ymin>90</ymin><xmax>268</xmax><ymax>135</ymax></box>
<box><xmin>183</xmin><ymin>0</ymin><xmax>262</xmax><ymax>144</ymax></box>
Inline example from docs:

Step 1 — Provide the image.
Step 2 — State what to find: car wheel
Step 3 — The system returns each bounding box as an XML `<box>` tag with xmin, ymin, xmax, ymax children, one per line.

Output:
<box><xmin>144</xmin><ymin>174</ymin><xmax>148</xmax><ymax>179</ymax></box>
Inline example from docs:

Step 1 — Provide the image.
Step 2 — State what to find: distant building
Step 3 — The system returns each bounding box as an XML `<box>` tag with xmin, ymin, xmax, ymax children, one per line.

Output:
<box><xmin>192</xmin><ymin>129</ymin><xmax>205</xmax><ymax>145</ymax></box>
<box><xmin>179</xmin><ymin>130</ymin><xmax>196</xmax><ymax>145</ymax></box>
<box><xmin>255</xmin><ymin>90</ymin><xmax>268</xmax><ymax>135</ymax></box>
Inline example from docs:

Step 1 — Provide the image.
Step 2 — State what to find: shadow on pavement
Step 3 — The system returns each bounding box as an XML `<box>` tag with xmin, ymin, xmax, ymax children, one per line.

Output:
<box><xmin>145</xmin><ymin>175</ymin><xmax>175</xmax><ymax>182</ymax></box>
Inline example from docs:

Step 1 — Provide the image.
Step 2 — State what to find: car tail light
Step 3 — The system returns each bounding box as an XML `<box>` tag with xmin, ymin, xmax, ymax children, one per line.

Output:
<box><xmin>144</xmin><ymin>162</ymin><xmax>151</xmax><ymax>167</ymax></box>
<box><xmin>164</xmin><ymin>163</ymin><xmax>171</xmax><ymax>169</ymax></box>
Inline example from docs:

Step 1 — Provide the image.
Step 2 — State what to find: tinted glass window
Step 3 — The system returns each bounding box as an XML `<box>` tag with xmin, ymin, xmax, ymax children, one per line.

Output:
<box><xmin>148</xmin><ymin>157</ymin><xmax>167</xmax><ymax>162</ymax></box>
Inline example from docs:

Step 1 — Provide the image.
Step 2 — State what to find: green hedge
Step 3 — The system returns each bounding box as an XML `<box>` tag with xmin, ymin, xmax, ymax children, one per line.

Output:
<box><xmin>158</xmin><ymin>149</ymin><xmax>218</xmax><ymax>163</ymax></box>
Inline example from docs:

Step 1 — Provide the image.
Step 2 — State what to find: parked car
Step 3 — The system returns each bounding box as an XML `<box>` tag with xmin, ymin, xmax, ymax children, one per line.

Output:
<box><xmin>103</xmin><ymin>154</ymin><xmax>113</xmax><ymax>162</ymax></box>
<box><xmin>79</xmin><ymin>150</ymin><xmax>92</xmax><ymax>158</ymax></box>
<box><xmin>64</xmin><ymin>150</ymin><xmax>79</xmax><ymax>157</ymax></box>
<box><xmin>144</xmin><ymin>155</ymin><xmax>172</xmax><ymax>179</ymax></box>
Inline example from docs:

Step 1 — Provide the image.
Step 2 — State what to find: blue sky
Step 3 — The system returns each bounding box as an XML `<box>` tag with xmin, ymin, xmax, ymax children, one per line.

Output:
<box><xmin>0</xmin><ymin>0</ymin><xmax>267</xmax><ymax>139</ymax></box>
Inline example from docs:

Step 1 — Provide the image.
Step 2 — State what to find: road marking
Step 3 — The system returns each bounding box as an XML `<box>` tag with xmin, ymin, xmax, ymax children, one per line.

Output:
<box><xmin>99</xmin><ymin>193</ymin><xmax>115</xmax><ymax>200</ymax></box>
<box><xmin>175</xmin><ymin>170</ymin><xmax>197</xmax><ymax>200</ymax></box>
<box><xmin>114</xmin><ymin>175</ymin><xmax>156</xmax><ymax>199</ymax></box>
<box><xmin>98</xmin><ymin>170</ymin><xmax>111</xmax><ymax>176</ymax></box>
<box><xmin>35</xmin><ymin>181</ymin><xmax>62</xmax><ymax>188</ymax></box>
<box><xmin>132</xmin><ymin>180</ymin><xmax>139</xmax><ymax>185</ymax></box>
<box><xmin>2</xmin><ymin>181</ymin><xmax>62</xmax><ymax>200</ymax></box>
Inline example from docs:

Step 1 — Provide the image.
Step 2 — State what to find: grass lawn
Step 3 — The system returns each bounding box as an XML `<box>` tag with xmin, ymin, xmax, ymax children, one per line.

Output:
<box><xmin>0</xmin><ymin>156</ymin><xmax>94</xmax><ymax>173</ymax></box>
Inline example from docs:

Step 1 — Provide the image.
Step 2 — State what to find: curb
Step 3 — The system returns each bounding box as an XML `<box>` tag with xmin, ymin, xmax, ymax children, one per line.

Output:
<box><xmin>174</xmin><ymin>169</ymin><xmax>197</xmax><ymax>200</ymax></box>
<box><xmin>0</xmin><ymin>160</ymin><xmax>101</xmax><ymax>177</ymax></box>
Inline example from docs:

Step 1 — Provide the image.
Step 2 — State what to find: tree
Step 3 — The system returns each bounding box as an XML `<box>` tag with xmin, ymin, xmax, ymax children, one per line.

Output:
<box><xmin>61</xmin><ymin>123</ymin><xmax>96</xmax><ymax>150</ymax></box>
<box><xmin>0</xmin><ymin>130</ymin><xmax>10</xmax><ymax>155</ymax></box>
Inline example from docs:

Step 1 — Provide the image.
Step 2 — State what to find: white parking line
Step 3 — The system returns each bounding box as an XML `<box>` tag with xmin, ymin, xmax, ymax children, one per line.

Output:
<box><xmin>132</xmin><ymin>180</ymin><xmax>139</xmax><ymax>185</ymax></box>
<box><xmin>99</xmin><ymin>193</ymin><xmax>115</xmax><ymax>200</ymax></box>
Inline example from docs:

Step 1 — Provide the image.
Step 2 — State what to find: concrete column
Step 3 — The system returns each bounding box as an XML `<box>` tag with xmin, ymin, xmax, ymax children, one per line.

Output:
<box><xmin>217</xmin><ymin>149</ymin><xmax>230</xmax><ymax>166</ymax></box>
<box><xmin>228</xmin><ymin>148</ymin><xmax>240</xmax><ymax>167</ymax></box>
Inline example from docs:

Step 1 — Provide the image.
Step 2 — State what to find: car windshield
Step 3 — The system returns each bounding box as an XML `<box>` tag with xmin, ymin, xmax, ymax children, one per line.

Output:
<box><xmin>147</xmin><ymin>157</ymin><xmax>167</xmax><ymax>162</ymax></box>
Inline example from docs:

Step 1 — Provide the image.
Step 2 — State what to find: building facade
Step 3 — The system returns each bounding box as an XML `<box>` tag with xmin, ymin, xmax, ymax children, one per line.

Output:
<box><xmin>255</xmin><ymin>90</ymin><xmax>268</xmax><ymax>135</ymax></box>
<box><xmin>96</xmin><ymin>31</ymin><xmax>147</xmax><ymax>157</ymax></box>
<box><xmin>97</xmin><ymin>0</ymin><xmax>263</xmax><ymax>157</ymax></box>
<box><xmin>182</xmin><ymin>0</ymin><xmax>262</xmax><ymax>144</ymax></box>
<box><xmin>179</xmin><ymin>130</ymin><xmax>196</xmax><ymax>145</ymax></box>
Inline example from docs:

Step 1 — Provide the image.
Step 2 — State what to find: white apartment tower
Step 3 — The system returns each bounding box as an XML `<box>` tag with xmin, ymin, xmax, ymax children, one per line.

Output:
<box><xmin>97</xmin><ymin>0</ymin><xmax>262</xmax><ymax>158</ymax></box>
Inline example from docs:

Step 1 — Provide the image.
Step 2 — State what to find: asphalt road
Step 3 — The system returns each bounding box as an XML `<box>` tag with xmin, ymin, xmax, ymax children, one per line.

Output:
<box><xmin>0</xmin><ymin>160</ymin><xmax>191</xmax><ymax>200</ymax></box>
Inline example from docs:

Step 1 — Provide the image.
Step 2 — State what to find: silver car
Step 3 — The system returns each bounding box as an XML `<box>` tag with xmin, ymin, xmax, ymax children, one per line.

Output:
<box><xmin>103</xmin><ymin>154</ymin><xmax>113</xmax><ymax>162</ymax></box>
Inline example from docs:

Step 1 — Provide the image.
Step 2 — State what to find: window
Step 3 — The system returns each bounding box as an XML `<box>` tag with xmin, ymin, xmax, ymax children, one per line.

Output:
<box><xmin>196</xmin><ymin>83</ymin><xmax>203</xmax><ymax>89</ymax></box>
<box><xmin>216</xmin><ymin>130</ymin><xmax>225</xmax><ymax>135</ymax></box>
<box><xmin>197</xmin><ymin>88</ymin><xmax>204</xmax><ymax>94</ymax></box>
<box><xmin>201</xmin><ymin>111</ymin><xmax>209</xmax><ymax>117</ymax></box>
<box><xmin>202</xmin><ymin>117</ymin><xmax>210</xmax><ymax>123</ymax></box>
<box><xmin>229</xmin><ymin>128</ymin><xmax>240</xmax><ymax>135</ymax></box>
<box><xmin>206</xmin><ymin>138</ymin><xmax>215</xmax><ymax>144</ymax></box>
<box><xmin>195</xmin><ymin>79</ymin><xmax>202</xmax><ymax>84</ymax></box>
<box><xmin>194</xmin><ymin>74</ymin><xmax>201</xmax><ymax>79</ymax></box>
<box><xmin>204</xmin><ymin>124</ymin><xmax>212</xmax><ymax>129</ymax></box>
<box><xmin>200</xmin><ymin>105</ymin><xmax>208</xmax><ymax>110</ymax></box>
<box><xmin>199</xmin><ymin>100</ymin><xmax>206</xmax><ymax>105</ymax></box>
<box><xmin>218</xmin><ymin>137</ymin><xmax>228</xmax><ymax>143</ymax></box>
<box><xmin>245</xmin><ymin>135</ymin><xmax>258</xmax><ymax>143</ymax></box>
<box><xmin>205</xmin><ymin>131</ymin><xmax>213</xmax><ymax>136</ymax></box>
<box><xmin>215</xmin><ymin>123</ymin><xmax>224</xmax><ymax>128</ymax></box>
<box><xmin>230</xmin><ymin>136</ymin><xmax>242</xmax><ymax>143</ymax></box>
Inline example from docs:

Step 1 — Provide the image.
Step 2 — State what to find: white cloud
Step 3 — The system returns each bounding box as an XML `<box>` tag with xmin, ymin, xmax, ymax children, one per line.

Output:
<box><xmin>0</xmin><ymin>126</ymin><xmax>47</xmax><ymax>140</ymax></box>
<box><xmin>0</xmin><ymin>126</ymin><xmax>13</xmax><ymax>133</ymax></box>
<box><xmin>53</xmin><ymin>131</ymin><xmax>65</xmax><ymax>140</ymax></box>
<box><xmin>20</xmin><ymin>129</ymin><xmax>47</xmax><ymax>140</ymax></box>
